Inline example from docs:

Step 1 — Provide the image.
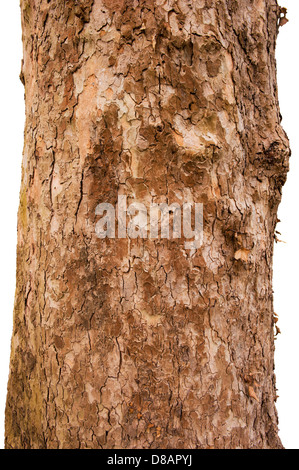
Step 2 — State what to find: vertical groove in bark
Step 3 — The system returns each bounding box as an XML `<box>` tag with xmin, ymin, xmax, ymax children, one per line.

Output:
<box><xmin>6</xmin><ymin>0</ymin><xmax>290</xmax><ymax>449</ymax></box>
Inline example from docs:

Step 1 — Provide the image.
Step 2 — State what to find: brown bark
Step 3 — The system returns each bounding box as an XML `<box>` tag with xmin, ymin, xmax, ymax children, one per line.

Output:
<box><xmin>5</xmin><ymin>0</ymin><xmax>290</xmax><ymax>449</ymax></box>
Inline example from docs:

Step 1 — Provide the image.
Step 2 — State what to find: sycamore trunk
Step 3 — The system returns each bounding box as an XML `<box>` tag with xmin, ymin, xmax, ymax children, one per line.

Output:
<box><xmin>5</xmin><ymin>0</ymin><xmax>290</xmax><ymax>449</ymax></box>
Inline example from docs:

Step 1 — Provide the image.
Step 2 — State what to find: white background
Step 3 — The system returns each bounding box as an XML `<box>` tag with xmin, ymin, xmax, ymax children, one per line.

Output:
<box><xmin>0</xmin><ymin>1</ymin><xmax>298</xmax><ymax>449</ymax></box>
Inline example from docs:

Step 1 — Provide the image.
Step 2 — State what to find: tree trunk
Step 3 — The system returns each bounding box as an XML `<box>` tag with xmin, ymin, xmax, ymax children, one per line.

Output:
<box><xmin>5</xmin><ymin>0</ymin><xmax>290</xmax><ymax>449</ymax></box>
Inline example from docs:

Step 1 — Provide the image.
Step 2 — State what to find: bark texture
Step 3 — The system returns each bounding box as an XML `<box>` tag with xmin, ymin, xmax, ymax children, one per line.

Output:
<box><xmin>6</xmin><ymin>0</ymin><xmax>290</xmax><ymax>449</ymax></box>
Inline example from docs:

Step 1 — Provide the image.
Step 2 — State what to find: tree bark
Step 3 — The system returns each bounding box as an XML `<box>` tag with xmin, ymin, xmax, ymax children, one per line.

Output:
<box><xmin>5</xmin><ymin>0</ymin><xmax>290</xmax><ymax>449</ymax></box>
